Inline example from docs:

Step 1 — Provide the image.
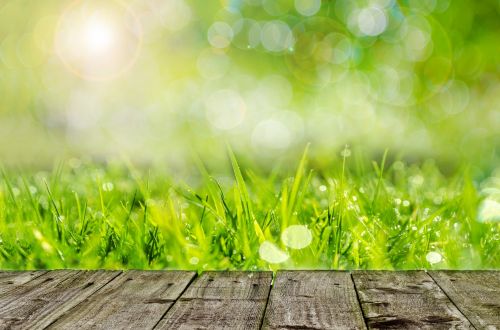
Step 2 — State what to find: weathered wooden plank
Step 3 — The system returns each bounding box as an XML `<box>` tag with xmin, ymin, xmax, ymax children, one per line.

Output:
<box><xmin>262</xmin><ymin>271</ymin><xmax>366</xmax><ymax>329</ymax></box>
<box><xmin>352</xmin><ymin>271</ymin><xmax>473</xmax><ymax>329</ymax></box>
<box><xmin>155</xmin><ymin>271</ymin><xmax>272</xmax><ymax>330</ymax></box>
<box><xmin>0</xmin><ymin>270</ymin><xmax>120</xmax><ymax>329</ymax></box>
<box><xmin>48</xmin><ymin>270</ymin><xmax>195</xmax><ymax>329</ymax></box>
<box><xmin>0</xmin><ymin>271</ymin><xmax>46</xmax><ymax>294</ymax></box>
<box><xmin>429</xmin><ymin>270</ymin><xmax>500</xmax><ymax>329</ymax></box>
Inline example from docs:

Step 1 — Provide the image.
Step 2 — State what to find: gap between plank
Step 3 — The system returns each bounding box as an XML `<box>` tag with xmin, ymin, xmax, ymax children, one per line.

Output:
<box><xmin>350</xmin><ymin>272</ymin><xmax>369</xmax><ymax>330</ymax></box>
<box><xmin>258</xmin><ymin>271</ymin><xmax>275</xmax><ymax>330</ymax></box>
<box><xmin>425</xmin><ymin>270</ymin><xmax>478</xmax><ymax>330</ymax></box>
<box><xmin>151</xmin><ymin>272</ymin><xmax>198</xmax><ymax>330</ymax></box>
<box><xmin>43</xmin><ymin>270</ymin><xmax>123</xmax><ymax>329</ymax></box>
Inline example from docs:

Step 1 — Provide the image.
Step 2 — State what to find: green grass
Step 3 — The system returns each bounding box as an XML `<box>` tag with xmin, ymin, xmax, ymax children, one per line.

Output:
<box><xmin>0</xmin><ymin>149</ymin><xmax>498</xmax><ymax>270</ymax></box>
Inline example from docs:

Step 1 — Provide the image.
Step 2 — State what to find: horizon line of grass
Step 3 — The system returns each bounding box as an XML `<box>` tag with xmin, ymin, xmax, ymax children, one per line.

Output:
<box><xmin>0</xmin><ymin>148</ymin><xmax>498</xmax><ymax>271</ymax></box>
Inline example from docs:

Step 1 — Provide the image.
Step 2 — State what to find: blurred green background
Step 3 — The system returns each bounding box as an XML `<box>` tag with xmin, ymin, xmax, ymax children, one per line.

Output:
<box><xmin>0</xmin><ymin>0</ymin><xmax>498</xmax><ymax>170</ymax></box>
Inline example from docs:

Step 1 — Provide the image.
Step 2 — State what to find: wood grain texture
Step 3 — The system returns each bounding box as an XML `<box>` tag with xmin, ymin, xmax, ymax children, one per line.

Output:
<box><xmin>0</xmin><ymin>271</ymin><xmax>46</xmax><ymax>294</ymax></box>
<box><xmin>429</xmin><ymin>270</ymin><xmax>500</xmax><ymax>329</ymax></box>
<box><xmin>156</xmin><ymin>271</ymin><xmax>272</xmax><ymax>330</ymax></box>
<box><xmin>0</xmin><ymin>270</ymin><xmax>120</xmax><ymax>329</ymax></box>
<box><xmin>48</xmin><ymin>270</ymin><xmax>195</xmax><ymax>329</ymax></box>
<box><xmin>263</xmin><ymin>271</ymin><xmax>366</xmax><ymax>330</ymax></box>
<box><xmin>352</xmin><ymin>271</ymin><xmax>473</xmax><ymax>329</ymax></box>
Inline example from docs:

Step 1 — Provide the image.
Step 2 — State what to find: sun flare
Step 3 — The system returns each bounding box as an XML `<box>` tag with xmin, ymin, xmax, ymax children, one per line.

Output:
<box><xmin>55</xmin><ymin>0</ymin><xmax>142</xmax><ymax>81</ymax></box>
<box><xmin>83</xmin><ymin>15</ymin><xmax>115</xmax><ymax>55</ymax></box>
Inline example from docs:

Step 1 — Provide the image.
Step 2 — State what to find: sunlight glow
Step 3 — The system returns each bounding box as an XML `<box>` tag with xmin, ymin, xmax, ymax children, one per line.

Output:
<box><xmin>55</xmin><ymin>0</ymin><xmax>142</xmax><ymax>81</ymax></box>
<box><xmin>83</xmin><ymin>16</ymin><xmax>115</xmax><ymax>55</ymax></box>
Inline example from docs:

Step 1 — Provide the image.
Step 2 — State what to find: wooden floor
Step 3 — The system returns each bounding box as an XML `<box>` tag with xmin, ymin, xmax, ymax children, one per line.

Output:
<box><xmin>0</xmin><ymin>270</ymin><xmax>498</xmax><ymax>329</ymax></box>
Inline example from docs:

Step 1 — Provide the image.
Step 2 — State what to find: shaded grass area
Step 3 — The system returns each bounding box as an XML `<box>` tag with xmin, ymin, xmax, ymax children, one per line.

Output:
<box><xmin>0</xmin><ymin>149</ymin><xmax>498</xmax><ymax>270</ymax></box>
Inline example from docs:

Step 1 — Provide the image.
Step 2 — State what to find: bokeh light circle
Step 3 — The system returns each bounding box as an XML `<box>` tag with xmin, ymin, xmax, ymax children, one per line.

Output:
<box><xmin>259</xmin><ymin>241</ymin><xmax>289</xmax><ymax>263</ymax></box>
<box><xmin>55</xmin><ymin>0</ymin><xmax>143</xmax><ymax>81</ymax></box>
<box><xmin>281</xmin><ymin>225</ymin><xmax>312</xmax><ymax>249</ymax></box>
<box><xmin>261</xmin><ymin>20</ymin><xmax>294</xmax><ymax>53</ymax></box>
<box><xmin>426</xmin><ymin>251</ymin><xmax>443</xmax><ymax>264</ymax></box>
<box><xmin>197</xmin><ymin>48</ymin><xmax>231</xmax><ymax>80</ymax></box>
<box><xmin>262</xmin><ymin>0</ymin><xmax>291</xmax><ymax>16</ymax></box>
<box><xmin>205</xmin><ymin>89</ymin><xmax>246</xmax><ymax>130</ymax></box>
<box><xmin>232</xmin><ymin>18</ymin><xmax>261</xmax><ymax>49</ymax></box>
<box><xmin>207</xmin><ymin>21</ymin><xmax>233</xmax><ymax>49</ymax></box>
<box><xmin>295</xmin><ymin>0</ymin><xmax>322</xmax><ymax>16</ymax></box>
<box><xmin>252</xmin><ymin>119</ymin><xmax>291</xmax><ymax>151</ymax></box>
<box><xmin>363</xmin><ymin>10</ymin><xmax>452</xmax><ymax>105</ymax></box>
<box><xmin>285</xmin><ymin>17</ymin><xmax>351</xmax><ymax>87</ymax></box>
<box><xmin>353</xmin><ymin>6</ymin><xmax>388</xmax><ymax>36</ymax></box>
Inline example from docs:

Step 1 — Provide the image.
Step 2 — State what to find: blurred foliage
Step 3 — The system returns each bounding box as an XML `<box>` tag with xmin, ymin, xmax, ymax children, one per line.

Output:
<box><xmin>0</xmin><ymin>0</ymin><xmax>498</xmax><ymax>170</ymax></box>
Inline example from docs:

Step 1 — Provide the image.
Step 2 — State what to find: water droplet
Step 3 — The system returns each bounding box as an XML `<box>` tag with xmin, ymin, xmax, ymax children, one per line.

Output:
<box><xmin>102</xmin><ymin>182</ymin><xmax>114</xmax><ymax>192</ymax></box>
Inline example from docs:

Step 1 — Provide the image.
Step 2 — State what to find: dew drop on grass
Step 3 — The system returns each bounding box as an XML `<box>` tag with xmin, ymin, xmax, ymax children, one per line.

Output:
<box><xmin>402</xmin><ymin>200</ymin><xmax>410</xmax><ymax>207</ymax></box>
<box><xmin>319</xmin><ymin>185</ymin><xmax>327</xmax><ymax>192</ymax></box>
<box><xmin>102</xmin><ymin>182</ymin><xmax>114</xmax><ymax>192</ymax></box>
<box><xmin>259</xmin><ymin>241</ymin><xmax>289</xmax><ymax>263</ymax></box>
<box><xmin>33</xmin><ymin>229</ymin><xmax>43</xmax><ymax>240</ymax></box>
<box><xmin>426</xmin><ymin>251</ymin><xmax>442</xmax><ymax>264</ymax></box>
<box><xmin>393</xmin><ymin>161</ymin><xmax>405</xmax><ymax>170</ymax></box>
<box><xmin>189</xmin><ymin>257</ymin><xmax>199</xmax><ymax>265</ymax></box>
<box><xmin>433</xmin><ymin>196</ymin><xmax>443</xmax><ymax>205</ymax></box>
<box><xmin>41</xmin><ymin>241</ymin><xmax>53</xmax><ymax>253</ymax></box>
<box><xmin>29</xmin><ymin>186</ymin><xmax>38</xmax><ymax>194</ymax></box>
<box><xmin>281</xmin><ymin>225</ymin><xmax>312</xmax><ymax>249</ymax></box>
<box><xmin>410</xmin><ymin>175</ymin><xmax>424</xmax><ymax>186</ymax></box>
<box><xmin>340</xmin><ymin>148</ymin><xmax>351</xmax><ymax>158</ymax></box>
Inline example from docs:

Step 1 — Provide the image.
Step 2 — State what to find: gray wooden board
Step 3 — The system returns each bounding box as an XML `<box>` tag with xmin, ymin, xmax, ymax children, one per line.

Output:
<box><xmin>155</xmin><ymin>271</ymin><xmax>272</xmax><ymax>329</ymax></box>
<box><xmin>48</xmin><ymin>270</ymin><xmax>195</xmax><ymax>329</ymax></box>
<box><xmin>429</xmin><ymin>270</ymin><xmax>500</xmax><ymax>329</ymax></box>
<box><xmin>0</xmin><ymin>270</ymin><xmax>120</xmax><ymax>329</ymax></box>
<box><xmin>352</xmin><ymin>271</ymin><xmax>473</xmax><ymax>329</ymax></box>
<box><xmin>0</xmin><ymin>271</ymin><xmax>46</xmax><ymax>295</ymax></box>
<box><xmin>263</xmin><ymin>271</ymin><xmax>366</xmax><ymax>329</ymax></box>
